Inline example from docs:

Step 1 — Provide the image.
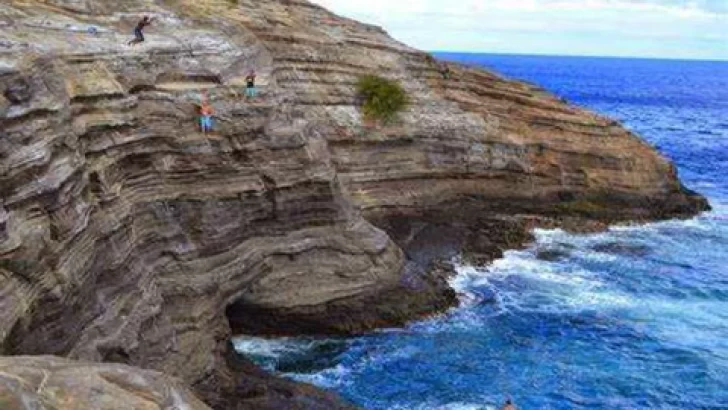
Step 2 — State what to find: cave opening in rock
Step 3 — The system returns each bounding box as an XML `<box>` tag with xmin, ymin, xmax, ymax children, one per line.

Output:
<box><xmin>225</xmin><ymin>299</ymin><xmax>302</xmax><ymax>337</ymax></box>
<box><xmin>98</xmin><ymin>346</ymin><xmax>131</xmax><ymax>364</ymax></box>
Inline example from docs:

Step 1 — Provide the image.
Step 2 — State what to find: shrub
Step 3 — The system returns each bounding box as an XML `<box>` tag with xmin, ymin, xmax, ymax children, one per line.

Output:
<box><xmin>356</xmin><ymin>75</ymin><xmax>408</xmax><ymax>124</ymax></box>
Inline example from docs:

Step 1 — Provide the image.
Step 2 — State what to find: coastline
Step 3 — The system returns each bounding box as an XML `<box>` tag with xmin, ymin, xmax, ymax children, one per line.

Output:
<box><xmin>0</xmin><ymin>1</ymin><xmax>711</xmax><ymax>408</ymax></box>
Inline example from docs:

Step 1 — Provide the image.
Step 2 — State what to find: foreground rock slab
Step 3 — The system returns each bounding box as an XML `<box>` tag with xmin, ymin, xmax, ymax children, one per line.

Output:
<box><xmin>0</xmin><ymin>355</ymin><xmax>211</xmax><ymax>410</ymax></box>
<box><xmin>0</xmin><ymin>355</ymin><xmax>355</xmax><ymax>410</ymax></box>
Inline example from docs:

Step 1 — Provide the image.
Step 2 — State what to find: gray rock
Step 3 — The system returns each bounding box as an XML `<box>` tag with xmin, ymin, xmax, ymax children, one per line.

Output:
<box><xmin>3</xmin><ymin>79</ymin><xmax>31</xmax><ymax>104</ymax></box>
<box><xmin>0</xmin><ymin>355</ymin><xmax>211</xmax><ymax>410</ymax></box>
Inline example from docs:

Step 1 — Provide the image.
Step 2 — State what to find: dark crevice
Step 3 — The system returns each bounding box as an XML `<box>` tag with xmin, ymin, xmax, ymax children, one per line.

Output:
<box><xmin>0</xmin><ymin>221</ymin><xmax>7</xmax><ymax>242</ymax></box>
<box><xmin>155</xmin><ymin>73</ymin><xmax>223</xmax><ymax>85</ymax></box>
<box><xmin>129</xmin><ymin>84</ymin><xmax>157</xmax><ymax>94</ymax></box>
<box><xmin>70</xmin><ymin>92</ymin><xmax>126</xmax><ymax>105</ymax></box>
<box><xmin>0</xmin><ymin>108</ymin><xmax>62</xmax><ymax>129</ymax></box>
<box><xmin>98</xmin><ymin>346</ymin><xmax>131</xmax><ymax>364</ymax></box>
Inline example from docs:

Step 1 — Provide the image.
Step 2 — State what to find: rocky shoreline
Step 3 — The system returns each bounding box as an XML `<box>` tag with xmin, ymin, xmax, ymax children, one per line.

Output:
<box><xmin>0</xmin><ymin>0</ymin><xmax>708</xmax><ymax>408</ymax></box>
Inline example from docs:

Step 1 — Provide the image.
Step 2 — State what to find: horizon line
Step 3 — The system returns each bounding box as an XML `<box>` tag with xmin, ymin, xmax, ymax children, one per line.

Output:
<box><xmin>430</xmin><ymin>50</ymin><xmax>728</xmax><ymax>64</ymax></box>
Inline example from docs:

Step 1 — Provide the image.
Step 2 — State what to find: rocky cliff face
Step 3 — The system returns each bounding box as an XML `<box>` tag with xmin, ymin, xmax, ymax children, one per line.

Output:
<box><xmin>0</xmin><ymin>0</ymin><xmax>708</xmax><ymax>408</ymax></box>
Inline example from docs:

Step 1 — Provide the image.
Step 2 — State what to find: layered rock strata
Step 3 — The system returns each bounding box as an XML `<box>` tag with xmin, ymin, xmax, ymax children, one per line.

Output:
<box><xmin>0</xmin><ymin>0</ymin><xmax>708</xmax><ymax>408</ymax></box>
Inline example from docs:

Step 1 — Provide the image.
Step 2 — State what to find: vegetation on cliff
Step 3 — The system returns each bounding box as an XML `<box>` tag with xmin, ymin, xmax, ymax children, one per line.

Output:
<box><xmin>356</xmin><ymin>75</ymin><xmax>408</xmax><ymax>123</ymax></box>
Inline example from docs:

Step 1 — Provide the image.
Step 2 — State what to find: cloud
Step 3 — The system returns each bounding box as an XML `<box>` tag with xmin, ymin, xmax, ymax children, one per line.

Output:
<box><xmin>311</xmin><ymin>0</ymin><xmax>728</xmax><ymax>60</ymax></box>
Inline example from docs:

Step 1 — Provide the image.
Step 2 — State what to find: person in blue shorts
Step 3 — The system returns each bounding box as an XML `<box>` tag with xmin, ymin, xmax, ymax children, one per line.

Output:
<box><xmin>199</xmin><ymin>97</ymin><xmax>213</xmax><ymax>134</ymax></box>
<box><xmin>128</xmin><ymin>16</ymin><xmax>154</xmax><ymax>46</ymax></box>
<box><xmin>245</xmin><ymin>70</ymin><xmax>257</xmax><ymax>99</ymax></box>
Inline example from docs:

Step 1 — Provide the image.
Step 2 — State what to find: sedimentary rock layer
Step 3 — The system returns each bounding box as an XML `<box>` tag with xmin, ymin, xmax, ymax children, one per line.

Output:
<box><xmin>0</xmin><ymin>0</ymin><xmax>708</xmax><ymax>408</ymax></box>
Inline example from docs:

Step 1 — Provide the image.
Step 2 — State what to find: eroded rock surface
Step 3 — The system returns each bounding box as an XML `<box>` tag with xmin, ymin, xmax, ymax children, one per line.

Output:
<box><xmin>0</xmin><ymin>0</ymin><xmax>708</xmax><ymax>408</ymax></box>
<box><xmin>0</xmin><ymin>355</ymin><xmax>211</xmax><ymax>410</ymax></box>
<box><xmin>0</xmin><ymin>354</ymin><xmax>353</xmax><ymax>409</ymax></box>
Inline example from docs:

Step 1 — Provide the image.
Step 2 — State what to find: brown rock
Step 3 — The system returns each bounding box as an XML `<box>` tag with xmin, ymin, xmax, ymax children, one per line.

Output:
<box><xmin>0</xmin><ymin>0</ymin><xmax>709</xmax><ymax>409</ymax></box>
<box><xmin>0</xmin><ymin>355</ymin><xmax>211</xmax><ymax>410</ymax></box>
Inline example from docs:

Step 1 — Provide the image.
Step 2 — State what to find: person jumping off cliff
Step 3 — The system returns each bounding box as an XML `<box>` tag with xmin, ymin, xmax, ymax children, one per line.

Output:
<box><xmin>127</xmin><ymin>16</ymin><xmax>155</xmax><ymax>46</ymax></box>
<box><xmin>245</xmin><ymin>70</ymin><xmax>257</xmax><ymax>99</ymax></box>
<box><xmin>199</xmin><ymin>94</ymin><xmax>214</xmax><ymax>134</ymax></box>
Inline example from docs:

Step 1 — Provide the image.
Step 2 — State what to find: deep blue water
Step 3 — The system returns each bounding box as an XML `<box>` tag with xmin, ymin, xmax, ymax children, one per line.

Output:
<box><xmin>235</xmin><ymin>54</ymin><xmax>728</xmax><ymax>409</ymax></box>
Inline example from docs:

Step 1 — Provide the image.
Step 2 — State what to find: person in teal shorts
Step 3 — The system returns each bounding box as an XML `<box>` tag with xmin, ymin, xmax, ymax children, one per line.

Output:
<box><xmin>245</xmin><ymin>70</ymin><xmax>257</xmax><ymax>99</ymax></box>
<box><xmin>199</xmin><ymin>95</ymin><xmax>213</xmax><ymax>134</ymax></box>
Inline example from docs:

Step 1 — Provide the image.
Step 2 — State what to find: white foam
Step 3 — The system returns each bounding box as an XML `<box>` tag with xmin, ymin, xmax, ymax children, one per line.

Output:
<box><xmin>233</xmin><ymin>336</ymin><xmax>301</xmax><ymax>359</ymax></box>
<box><xmin>608</xmin><ymin>213</ymin><xmax>719</xmax><ymax>234</ymax></box>
<box><xmin>285</xmin><ymin>341</ymin><xmax>424</xmax><ymax>389</ymax></box>
<box><xmin>488</xmin><ymin>251</ymin><xmax>602</xmax><ymax>288</ymax></box>
<box><xmin>232</xmin><ymin>335</ymin><xmax>343</xmax><ymax>362</ymax></box>
<box><xmin>450</xmin><ymin>264</ymin><xmax>488</xmax><ymax>292</ymax></box>
<box><xmin>447</xmin><ymin>225</ymin><xmax>654</xmax><ymax>317</ymax></box>
<box><xmin>561</xmin><ymin>290</ymin><xmax>634</xmax><ymax>309</ymax></box>
<box><xmin>467</xmin><ymin>235</ymin><xmax>728</xmax><ymax>359</ymax></box>
<box><xmin>289</xmin><ymin>363</ymin><xmax>352</xmax><ymax>388</ymax></box>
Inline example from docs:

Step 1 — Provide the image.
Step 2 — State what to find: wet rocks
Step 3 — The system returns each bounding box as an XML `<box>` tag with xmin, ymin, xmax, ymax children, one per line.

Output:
<box><xmin>592</xmin><ymin>242</ymin><xmax>652</xmax><ymax>257</ymax></box>
<box><xmin>536</xmin><ymin>248</ymin><xmax>571</xmax><ymax>262</ymax></box>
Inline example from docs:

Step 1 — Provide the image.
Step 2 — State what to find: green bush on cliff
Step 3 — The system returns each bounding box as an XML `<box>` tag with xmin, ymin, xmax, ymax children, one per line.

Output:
<box><xmin>356</xmin><ymin>75</ymin><xmax>408</xmax><ymax>123</ymax></box>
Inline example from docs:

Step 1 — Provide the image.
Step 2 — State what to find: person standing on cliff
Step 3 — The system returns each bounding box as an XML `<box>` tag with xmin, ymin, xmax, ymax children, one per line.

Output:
<box><xmin>199</xmin><ymin>94</ymin><xmax>214</xmax><ymax>135</ymax></box>
<box><xmin>245</xmin><ymin>70</ymin><xmax>257</xmax><ymax>99</ymax></box>
<box><xmin>439</xmin><ymin>62</ymin><xmax>451</xmax><ymax>80</ymax></box>
<box><xmin>127</xmin><ymin>16</ymin><xmax>155</xmax><ymax>46</ymax></box>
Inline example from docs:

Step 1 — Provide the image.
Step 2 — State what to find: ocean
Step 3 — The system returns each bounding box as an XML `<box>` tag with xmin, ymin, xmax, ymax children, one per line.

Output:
<box><xmin>235</xmin><ymin>54</ymin><xmax>728</xmax><ymax>409</ymax></box>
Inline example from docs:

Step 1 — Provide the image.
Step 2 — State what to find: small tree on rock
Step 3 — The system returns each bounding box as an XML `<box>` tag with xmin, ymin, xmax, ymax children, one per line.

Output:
<box><xmin>356</xmin><ymin>75</ymin><xmax>408</xmax><ymax>124</ymax></box>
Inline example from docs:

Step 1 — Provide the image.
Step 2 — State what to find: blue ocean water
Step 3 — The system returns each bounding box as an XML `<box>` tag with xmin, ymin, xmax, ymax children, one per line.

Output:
<box><xmin>235</xmin><ymin>54</ymin><xmax>728</xmax><ymax>409</ymax></box>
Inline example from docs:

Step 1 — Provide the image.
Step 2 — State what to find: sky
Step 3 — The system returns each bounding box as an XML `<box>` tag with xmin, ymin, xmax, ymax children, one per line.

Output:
<box><xmin>310</xmin><ymin>0</ymin><xmax>728</xmax><ymax>60</ymax></box>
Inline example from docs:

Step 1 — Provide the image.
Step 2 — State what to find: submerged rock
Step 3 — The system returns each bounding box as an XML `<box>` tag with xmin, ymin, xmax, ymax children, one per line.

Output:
<box><xmin>592</xmin><ymin>242</ymin><xmax>652</xmax><ymax>257</ymax></box>
<box><xmin>0</xmin><ymin>0</ymin><xmax>709</xmax><ymax>408</ymax></box>
<box><xmin>536</xmin><ymin>248</ymin><xmax>572</xmax><ymax>262</ymax></box>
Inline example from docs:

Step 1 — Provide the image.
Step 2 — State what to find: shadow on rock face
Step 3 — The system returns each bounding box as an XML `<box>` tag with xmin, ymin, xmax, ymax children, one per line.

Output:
<box><xmin>224</xmin><ymin>267</ymin><xmax>458</xmax><ymax>338</ymax></box>
<box><xmin>3</xmin><ymin>78</ymin><xmax>32</xmax><ymax>104</ymax></box>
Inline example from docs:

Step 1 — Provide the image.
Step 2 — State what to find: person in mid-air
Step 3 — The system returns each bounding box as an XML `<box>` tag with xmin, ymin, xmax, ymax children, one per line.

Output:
<box><xmin>502</xmin><ymin>399</ymin><xmax>517</xmax><ymax>410</ymax></box>
<box><xmin>128</xmin><ymin>16</ymin><xmax>155</xmax><ymax>46</ymax></box>
<box><xmin>199</xmin><ymin>95</ymin><xmax>214</xmax><ymax>134</ymax></box>
<box><xmin>245</xmin><ymin>70</ymin><xmax>257</xmax><ymax>99</ymax></box>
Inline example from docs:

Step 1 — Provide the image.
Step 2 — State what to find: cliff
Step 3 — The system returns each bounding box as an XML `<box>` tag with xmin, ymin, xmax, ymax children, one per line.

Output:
<box><xmin>0</xmin><ymin>0</ymin><xmax>708</xmax><ymax>408</ymax></box>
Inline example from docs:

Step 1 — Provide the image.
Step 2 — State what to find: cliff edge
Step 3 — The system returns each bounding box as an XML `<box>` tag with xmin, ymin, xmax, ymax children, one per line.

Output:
<box><xmin>0</xmin><ymin>0</ymin><xmax>708</xmax><ymax>408</ymax></box>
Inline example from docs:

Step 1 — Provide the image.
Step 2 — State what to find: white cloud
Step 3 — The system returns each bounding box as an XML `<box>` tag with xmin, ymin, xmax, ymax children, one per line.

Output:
<box><xmin>311</xmin><ymin>0</ymin><xmax>728</xmax><ymax>60</ymax></box>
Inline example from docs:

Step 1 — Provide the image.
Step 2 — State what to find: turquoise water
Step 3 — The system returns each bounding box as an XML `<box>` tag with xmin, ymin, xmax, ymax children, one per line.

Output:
<box><xmin>235</xmin><ymin>55</ymin><xmax>728</xmax><ymax>409</ymax></box>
